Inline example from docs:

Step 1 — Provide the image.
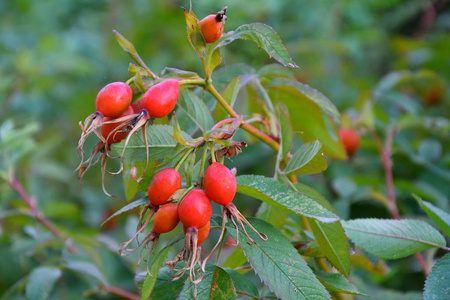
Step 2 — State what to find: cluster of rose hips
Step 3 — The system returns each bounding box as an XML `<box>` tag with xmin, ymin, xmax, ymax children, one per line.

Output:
<box><xmin>118</xmin><ymin>159</ymin><xmax>266</xmax><ymax>283</ymax></box>
<box><xmin>76</xmin><ymin>79</ymin><xmax>180</xmax><ymax>194</ymax></box>
<box><xmin>75</xmin><ymin>6</ymin><xmax>228</xmax><ymax>189</ymax></box>
<box><xmin>75</xmin><ymin>5</ymin><xmax>259</xmax><ymax>284</ymax></box>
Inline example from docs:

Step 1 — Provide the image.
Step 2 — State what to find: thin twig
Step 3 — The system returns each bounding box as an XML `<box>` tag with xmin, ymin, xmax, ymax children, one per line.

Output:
<box><xmin>99</xmin><ymin>284</ymin><xmax>140</xmax><ymax>300</ymax></box>
<box><xmin>9</xmin><ymin>174</ymin><xmax>142</xmax><ymax>299</ymax></box>
<box><xmin>370</xmin><ymin>128</ymin><xmax>430</xmax><ymax>275</ymax></box>
<box><xmin>8</xmin><ymin>175</ymin><xmax>78</xmax><ymax>253</ymax></box>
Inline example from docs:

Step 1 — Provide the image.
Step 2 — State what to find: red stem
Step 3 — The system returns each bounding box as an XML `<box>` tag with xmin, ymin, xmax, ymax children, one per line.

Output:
<box><xmin>9</xmin><ymin>174</ymin><xmax>143</xmax><ymax>297</ymax></box>
<box><xmin>211</xmin><ymin>117</ymin><xmax>236</xmax><ymax>130</ymax></box>
<box><xmin>370</xmin><ymin>129</ymin><xmax>429</xmax><ymax>275</ymax></box>
<box><xmin>9</xmin><ymin>175</ymin><xmax>78</xmax><ymax>253</ymax></box>
<box><xmin>100</xmin><ymin>284</ymin><xmax>140</xmax><ymax>300</ymax></box>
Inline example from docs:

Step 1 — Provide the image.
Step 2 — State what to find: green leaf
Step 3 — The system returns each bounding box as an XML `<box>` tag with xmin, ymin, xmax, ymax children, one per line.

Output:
<box><xmin>122</xmin><ymin>161</ymin><xmax>145</xmax><ymax>201</ymax></box>
<box><xmin>312</xmin><ymin>269</ymin><xmax>364</xmax><ymax>295</ymax></box>
<box><xmin>64</xmin><ymin>260</ymin><xmax>107</xmax><ymax>285</ymax></box>
<box><xmin>415</xmin><ymin>196</ymin><xmax>450</xmax><ymax>236</ymax></box>
<box><xmin>206</xmin><ymin>45</ymin><xmax>222</xmax><ymax>75</ymax></box>
<box><xmin>223</xmin><ymin>246</ymin><xmax>248</xmax><ymax>272</ymax></box>
<box><xmin>224</xmin><ymin>269</ymin><xmax>259</xmax><ymax>298</ymax></box>
<box><xmin>141</xmin><ymin>244</ymin><xmax>174</xmax><ymax>300</ymax></box>
<box><xmin>350</xmin><ymin>253</ymin><xmax>388</xmax><ymax>276</ymax></box>
<box><xmin>114</xmin><ymin>125</ymin><xmax>192</xmax><ymax>162</ymax></box>
<box><xmin>178</xmin><ymin>90</ymin><xmax>215</xmax><ymax>132</ymax></box>
<box><xmin>215</xmin><ymin>76</ymin><xmax>241</xmax><ymax>121</ymax></box>
<box><xmin>424</xmin><ymin>253</ymin><xmax>450</xmax><ymax>300</ymax></box>
<box><xmin>172</xmin><ymin>115</ymin><xmax>187</xmax><ymax>146</ymax></box>
<box><xmin>217</xmin><ymin>23</ymin><xmax>298</xmax><ymax>68</ymax></box>
<box><xmin>342</xmin><ymin>219</ymin><xmax>447</xmax><ymax>259</ymax></box>
<box><xmin>113</xmin><ymin>30</ymin><xmax>154</xmax><ymax>78</ymax></box>
<box><xmin>25</xmin><ymin>267</ymin><xmax>61</xmax><ymax>300</ymax></box>
<box><xmin>256</xmin><ymin>202</ymin><xmax>289</xmax><ymax>229</ymax></box>
<box><xmin>283</xmin><ymin>140</ymin><xmax>327</xmax><ymax>175</ymax></box>
<box><xmin>151</xmin><ymin>267</ymin><xmax>187</xmax><ymax>300</ymax></box>
<box><xmin>101</xmin><ymin>198</ymin><xmax>147</xmax><ymax>227</ymax></box>
<box><xmin>184</xmin><ymin>9</ymin><xmax>206</xmax><ymax>57</ymax></box>
<box><xmin>269</xmin><ymin>79</ymin><xmax>340</xmax><ymax>123</ymax></box>
<box><xmin>236</xmin><ymin>175</ymin><xmax>339</xmax><ymax>223</ymax></box>
<box><xmin>268</xmin><ymin>84</ymin><xmax>345</xmax><ymax>159</ymax></box>
<box><xmin>160</xmin><ymin>67</ymin><xmax>202</xmax><ymax>79</ymax></box>
<box><xmin>292</xmin><ymin>183</ymin><xmax>350</xmax><ymax>276</ymax></box>
<box><xmin>226</xmin><ymin>218</ymin><xmax>330</xmax><ymax>300</ymax></box>
<box><xmin>278</xmin><ymin>102</ymin><xmax>293</xmax><ymax>160</ymax></box>
<box><xmin>178</xmin><ymin>265</ymin><xmax>237</xmax><ymax>300</ymax></box>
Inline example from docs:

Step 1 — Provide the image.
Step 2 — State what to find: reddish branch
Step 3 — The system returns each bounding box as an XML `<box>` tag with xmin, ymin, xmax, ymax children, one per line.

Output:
<box><xmin>8</xmin><ymin>175</ymin><xmax>78</xmax><ymax>253</ymax></box>
<box><xmin>370</xmin><ymin>128</ymin><xmax>429</xmax><ymax>275</ymax></box>
<box><xmin>99</xmin><ymin>284</ymin><xmax>140</xmax><ymax>300</ymax></box>
<box><xmin>8</xmin><ymin>174</ymin><xmax>140</xmax><ymax>300</ymax></box>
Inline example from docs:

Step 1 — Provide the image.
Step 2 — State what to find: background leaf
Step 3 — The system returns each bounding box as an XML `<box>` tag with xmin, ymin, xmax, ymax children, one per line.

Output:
<box><xmin>416</xmin><ymin>196</ymin><xmax>450</xmax><ymax>236</ymax></box>
<box><xmin>114</xmin><ymin>125</ymin><xmax>192</xmax><ymax>162</ymax></box>
<box><xmin>217</xmin><ymin>23</ymin><xmax>298</xmax><ymax>68</ymax></box>
<box><xmin>342</xmin><ymin>219</ymin><xmax>447</xmax><ymax>259</ymax></box>
<box><xmin>224</xmin><ymin>269</ymin><xmax>259</xmax><ymax>298</ymax></box>
<box><xmin>284</xmin><ymin>140</ymin><xmax>327</xmax><ymax>175</ymax></box>
<box><xmin>25</xmin><ymin>267</ymin><xmax>61</xmax><ymax>300</ymax></box>
<box><xmin>294</xmin><ymin>183</ymin><xmax>350</xmax><ymax>276</ymax></box>
<box><xmin>226</xmin><ymin>217</ymin><xmax>330</xmax><ymax>300</ymax></box>
<box><xmin>150</xmin><ymin>267</ymin><xmax>187</xmax><ymax>300</ymax></box>
<box><xmin>101</xmin><ymin>198</ymin><xmax>147</xmax><ymax>227</ymax></box>
<box><xmin>215</xmin><ymin>76</ymin><xmax>241</xmax><ymax>121</ymax></box>
<box><xmin>424</xmin><ymin>253</ymin><xmax>450</xmax><ymax>300</ymax></box>
<box><xmin>269</xmin><ymin>78</ymin><xmax>341</xmax><ymax>123</ymax></box>
<box><xmin>141</xmin><ymin>246</ymin><xmax>173</xmax><ymax>300</ymax></box>
<box><xmin>278</xmin><ymin>102</ymin><xmax>293</xmax><ymax>160</ymax></box>
<box><xmin>64</xmin><ymin>261</ymin><xmax>107</xmax><ymax>285</ymax></box>
<box><xmin>268</xmin><ymin>84</ymin><xmax>345</xmax><ymax>159</ymax></box>
<box><xmin>312</xmin><ymin>269</ymin><xmax>364</xmax><ymax>295</ymax></box>
<box><xmin>237</xmin><ymin>175</ymin><xmax>339</xmax><ymax>223</ymax></box>
<box><xmin>178</xmin><ymin>90</ymin><xmax>215</xmax><ymax>132</ymax></box>
<box><xmin>113</xmin><ymin>30</ymin><xmax>153</xmax><ymax>77</ymax></box>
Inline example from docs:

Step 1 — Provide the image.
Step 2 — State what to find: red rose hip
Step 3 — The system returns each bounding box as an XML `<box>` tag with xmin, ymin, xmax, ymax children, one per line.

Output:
<box><xmin>203</xmin><ymin>162</ymin><xmax>236</xmax><ymax>205</ymax></box>
<box><xmin>153</xmin><ymin>203</ymin><xmax>180</xmax><ymax>234</ymax></box>
<box><xmin>339</xmin><ymin>128</ymin><xmax>360</xmax><ymax>157</ymax></box>
<box><xmin>178</xmin><ymin>189</ymin><xmax>212</xmax><ymax>229</ymax></box>
<box><xmin>199</xmin><ymin>7</ymin><xmax>227</xmax><ymax>43</ymax></box>
<box><xmin>100</xmin><ymin>106</ymin><xmax>134</xmax><ymax>144</ymax></box>
<box><xmin>142</xmin><ymin>79</ymin><xmax>180</xmax><ymax>118</ymax></box>
<box><xmin>96</xmin><ymin>82</ymin><xmax>133</xmax><ymax>118</ymax></box>
<box><xmin>184</xmin><ymin>221</ymin><xmax>210</xmax><ymax>246</ymax></box>
<box><xmin>148</xmin><ymin>168</ymin><xmax>182</xmax><ymax>206</ymax></box>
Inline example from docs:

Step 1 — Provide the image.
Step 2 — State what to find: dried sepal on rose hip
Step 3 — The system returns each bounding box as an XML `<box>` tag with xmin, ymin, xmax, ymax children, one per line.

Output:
<box><xmin>201</xmin><ymin>162</ymin><xmax>267</xmax><ymax>271</ymax></box>
<box><xmin>76</xmin><ymin>82</ymin><xmax>135</xmax><ymax>175</ymax></box>
<box><xmin>126</xmin><ymin>203</ymin><xmax>180</xmax><ymax>271</ymax></box>
<box><xmin>166</xmin><ymin>189</ymin><xmax>212</xmax><ymax>283</ymax></box>
<box><xmin>199</xmin><ymin>6</ymin><xmax>227</xmax><ymax>43</ymax></box>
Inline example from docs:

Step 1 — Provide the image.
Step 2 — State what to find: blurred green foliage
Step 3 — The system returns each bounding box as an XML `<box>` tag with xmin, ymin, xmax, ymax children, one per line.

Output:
<box><xmin>1</xmin><ymin>0</ymin><xmax>449</xmax><ymax>298</ymax></box>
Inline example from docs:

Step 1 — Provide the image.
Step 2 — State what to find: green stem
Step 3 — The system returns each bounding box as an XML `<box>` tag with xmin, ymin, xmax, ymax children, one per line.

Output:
<box><xmin>179</xmin><ymin>78</ymin><xmax>206</xmax><ymax>88</ymax></box>
<box><xmin>197</xmin><ymin>144</ymin><xmax>209</xmax><ymax>185</ymax></box>
<box><xmin>215</xmin><ymin>228</ymin><xmax>228</xmax><ymax>265</ymax></box>
<box><xmin>201</xmin><ymin>56</ymin><xmax>210</xmax><ymax>83</ymax></box>
<box><xmin>175</xmin><ymin>148</ymin><xmax>193</xmax><ymax>172</ymax></box>
<box><xmin>210</xmin><ymin>142</ymin><xmax>217</xmax><ymax>163</ymax></box>
<box><xmin>205</xmin><ymin>82</ymin><xmax>280</xmax><ymax>152</ymax></box>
